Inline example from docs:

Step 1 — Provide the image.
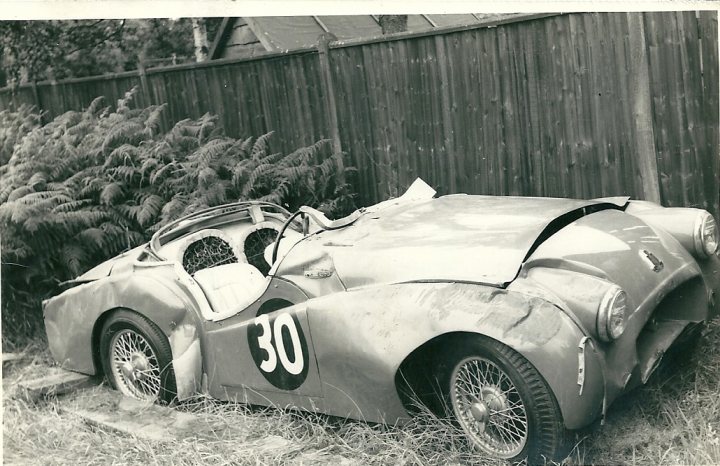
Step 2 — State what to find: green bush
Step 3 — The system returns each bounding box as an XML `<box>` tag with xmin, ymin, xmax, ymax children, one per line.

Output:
<box><xmin>0</xmin><ymin>88</ymin><xmax>355</xmax><ymax>346</ymax></box>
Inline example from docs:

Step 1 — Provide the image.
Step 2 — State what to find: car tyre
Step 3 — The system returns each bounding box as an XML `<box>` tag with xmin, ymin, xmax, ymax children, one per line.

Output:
<box><xmin>99</xmin><ymin>309</ymin><xmax>177</xmax><ymax>403</ymax></box>
<box><xmin>441</xmin><ymin>336</ymin><xmax>568</xmax><ymax>464</ymax></box>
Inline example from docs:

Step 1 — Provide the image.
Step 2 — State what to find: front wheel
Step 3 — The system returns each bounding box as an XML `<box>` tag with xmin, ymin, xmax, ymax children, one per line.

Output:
<box><xmin>443</xmin><ymin>336</ymin><xmax>568</xmax><ymax>464</ymax></box>
<box><xmin>99</xmin><ymin>309</ymin><xmax>177</xmax><ymax>403</ymax></box>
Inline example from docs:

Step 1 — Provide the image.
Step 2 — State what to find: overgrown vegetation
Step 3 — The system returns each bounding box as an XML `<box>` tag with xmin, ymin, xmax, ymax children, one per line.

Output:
<box><xmin>4</xmin><ymin>320</ymin><xmax>719</xmax><ymax>465</ymax></box>
<box><xmin>0</xmin><ymin>104</ymin><xmax>41</xmax><ymax>166</ymax></box>
<box><xmin>0</xmin><ymin>89</ymin><xmax>355</xmax><ymax>347</ymax></box>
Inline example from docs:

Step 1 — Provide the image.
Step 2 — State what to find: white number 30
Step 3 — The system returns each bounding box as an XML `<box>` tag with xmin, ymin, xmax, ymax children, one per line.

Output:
<box><xmin>255</xmin><ymin>313</ymin><xmax>304</xmax><ymax>375</ymax></box>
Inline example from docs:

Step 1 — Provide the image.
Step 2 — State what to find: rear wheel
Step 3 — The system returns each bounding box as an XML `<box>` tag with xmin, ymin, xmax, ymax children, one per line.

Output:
<box><xmin>99</xmin><ymin>310</ymin><xmax>176</xmax><ymax>403</ymax></box>
<box><xmin>443</xmin><ymin>336</ymin><xmax>567</xmax><ymax>464</ymax></box>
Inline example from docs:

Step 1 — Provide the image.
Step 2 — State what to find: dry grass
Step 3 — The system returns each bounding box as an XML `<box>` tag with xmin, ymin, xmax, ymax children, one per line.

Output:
<box><xmin>3</xmin><ymin>320</ymin><xmax>719</xmax><ymax>465</ymax></box>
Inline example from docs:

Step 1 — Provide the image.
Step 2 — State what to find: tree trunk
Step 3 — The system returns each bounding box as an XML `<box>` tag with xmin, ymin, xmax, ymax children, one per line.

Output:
<box><xmin>191</xmin><ymin>18</ymin><xmax>209</xmax><ymax>62</ymax></box>
<box><xmin>378</xmin><ymin>15</ymin><xmax>408</xmax><ymax>34</ymax></box>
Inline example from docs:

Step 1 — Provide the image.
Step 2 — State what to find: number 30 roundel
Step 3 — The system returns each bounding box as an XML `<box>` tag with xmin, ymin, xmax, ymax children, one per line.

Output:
<box><xmin>247</xmin><ymin>313</ymin><xmax>310</xmax><ymax>390</ymax></box>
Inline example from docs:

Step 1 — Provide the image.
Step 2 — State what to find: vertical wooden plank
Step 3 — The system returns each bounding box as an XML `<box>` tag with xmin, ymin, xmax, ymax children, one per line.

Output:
<box><xmin>627</xmin><ymin>13</ymin><xmax>662</xmax><ymax>203</ymax></box>
<box><xmin>317</xmin><ymin>36</ymin><xmax>344</xmax><ymax>178</ymax></box>
<box><xmin>137</xmin><ymin>63</ymin><xmax>151</xmax><ymax>109</ymax></box>
<box><xmin>434</xmin><ymin>34</ymin><xmax>457</xmax><ymax>193</ymax></box>
<box><xmin>697</xmin><ymin>11</ymin><xmax>719</xmax><ymax>220</ymax></box>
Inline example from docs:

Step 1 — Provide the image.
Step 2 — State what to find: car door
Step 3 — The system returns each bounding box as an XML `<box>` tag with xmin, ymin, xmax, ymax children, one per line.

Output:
<box><xmin>202</xmin><ymin>277</ymin><xmax>325</xmax><ymax>408</ymax></box>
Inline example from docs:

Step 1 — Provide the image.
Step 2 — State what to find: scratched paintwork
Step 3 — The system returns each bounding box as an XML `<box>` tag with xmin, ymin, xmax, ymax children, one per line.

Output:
<box><xmin>43</xmin><ymin>185</ymin><xmax>720</xmax><ymax>435</ymax></box>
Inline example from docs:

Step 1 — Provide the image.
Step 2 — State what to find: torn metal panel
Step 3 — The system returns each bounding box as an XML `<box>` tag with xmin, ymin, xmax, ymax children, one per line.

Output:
<box><xmin>169</xmin><ymin>324</ymin><xmax>203</xmax><ymax>399</ymax></box>
<box><xmin>44</xmin><ymin>263</ymin><xmax>203</xmax><ymax>400</ymax></box>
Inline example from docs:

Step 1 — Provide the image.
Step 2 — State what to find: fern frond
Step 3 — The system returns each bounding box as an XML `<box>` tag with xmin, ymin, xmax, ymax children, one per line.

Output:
<box><xmin>108</xmin><ymin>165</ymin><xmax>139</xmax><ymax>184</ymax></box>
<box><xmin>229</xmin><ymin>136</ymin><xmax>254</xmax><ymax>160</ymax></box>
<box><xmin>143</xmin><ymin>104</ymin><xmax>167</xmax><ymax>137</ymax></box>
<box><xmin>197</xmin><ymin>113</ymin><xmax>220</xmax><ymax>144</ymax></box>
<box><xmin>77</xmin><ymin>177</ymin><xmax>105</xmax><ymax>199</ymax></box>
<box><xmin>101</xmin><ymin>121</ymin><xmax>145</xmax><ymax>156</ymax></box>
<box><xmin>77</xmin><ymin>227</ymin><xmax>106</xmax><ymax>253</ymax></box>
<box><xmin>166</xmin><ymin>134</ymin><xmax>200</xmax><ymax>153</ymax></box>
<box><xmin>15</xmin><ymin>190</ymin><xmax>73</xmax><ymax>208</ymax></box>
<box><xmin>317</xmin><ymin>153</ymin><xmax>341</xmax><ymax>180</ymax></box>
<box><xmin>60</xmin><ymin>244</ymin><xmax>89</xmax><ymax>277</ymax></box>
<box><xmin>136</xmin><ymin>194</ymin><xmax>163</xmax><ymax>227</ymax></box>
<box><xmin>140</xmin><ymin>157</ymin><xmax>160</xmax><ymax>179</ymax></box>
<box><xmin>258</xmin><ymin>151</ymin><xmax>286</xmax><ymax>166</ymax></box>
<box><xmin>251</xmin><ymin>132</ymin><xmax>274</xmax><ymax>161</ymax></box>
<box><xmin>114</xmin><ymin>203</ymin><xmax>143</xmax><ymax>224</ymax></box>
<box><xmin>27</xmin><ymin>171</ymin><xmax>47</xmax><ymax>189</ymax></box>
<box><xmin>149</xmin><ymin>161</ymin><xmax>177</xmax><ymax>185</ymax></box>
<box><xmin>104</xmin><ymin>144</ymin><xmax>140</xmax><ymax>168</ymax></box>
<box><xmin>100</xmin><ymin>182</ymin><xmax>124</xmax><ymax>205</ymax></box>
<box><xmin>200</xmin><ymin>181</ymin><xmax>228</xmax><ymax>206</ymax></box>
<box><xmin>189</xmin><ymin>138</ymin><xmax>234</xmax><ymax>169</ymax></box>
<box><xmin>160</xmin><ymin>195</ymin><xmax>188</xmax><ymax>223</ymax></box>
<box><xmin>52</xmin><ymin>199</ymin><xmax>92</xmax><ymax>213</ymax></box>
<box><xmin>7</xmin><ymin>186</ymin><xmax>34</xmax><ymax>202</ymax></box>
<box><xmin>52</xmin><ymin>210</ymin><xmax>106</xmax><ymax>231</ymax></box>
<box><xmin>241</xmin><ymin>163</ymin><xmax>274</xmax><ymax>198</ymax></box>
<box><xmin>198</xmin><ymin>167</ymin><xmax>218</xmax><ymax>189</ymax></box>
<box><xmin>116</xmin><ymin>87</ymin><xmax>139</xmax><ymax>113</ymax></box>
<box><xmin>85</xmin><ymin>96</ymin><xmax>105</xmax><ymax>116</ymax></box>
<box><xmin>22</xmin><ymin>214</ymin><xmax>45</xmax><ymax>234</ymax></box>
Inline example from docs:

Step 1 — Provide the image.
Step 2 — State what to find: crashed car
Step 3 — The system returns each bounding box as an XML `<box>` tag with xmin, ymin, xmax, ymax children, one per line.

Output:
<box><xmin>44</xmin><ymin>179</ymin><xmax>720</xmax><ymax>463</ymax></box>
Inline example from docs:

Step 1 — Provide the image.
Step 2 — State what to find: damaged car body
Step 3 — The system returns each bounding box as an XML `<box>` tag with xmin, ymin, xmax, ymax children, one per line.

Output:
<box><xmin>44</xmin><ymin>179</ymin><xmax>720</xmax><ymax>463</ymax></box>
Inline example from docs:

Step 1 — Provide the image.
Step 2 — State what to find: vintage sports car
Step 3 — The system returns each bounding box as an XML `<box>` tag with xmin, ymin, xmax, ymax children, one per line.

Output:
<box><xmin>44</xmin><ymin>179</ymin><xmax>720</xmax><ymax>463</ymax></box>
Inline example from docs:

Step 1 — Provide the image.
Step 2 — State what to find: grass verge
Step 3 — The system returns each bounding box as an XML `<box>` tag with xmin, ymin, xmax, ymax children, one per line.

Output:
<box><xmin>3</xmin><ymin>320</ymin><xmax>719</xmax><ymax>465</ymax></box>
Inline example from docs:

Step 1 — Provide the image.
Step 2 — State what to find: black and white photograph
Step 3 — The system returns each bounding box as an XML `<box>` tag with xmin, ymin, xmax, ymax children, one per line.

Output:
<box><xmin>1</xmin><ymin>2</ymin><xmax>719</xmax><ymax>464</ymax></box>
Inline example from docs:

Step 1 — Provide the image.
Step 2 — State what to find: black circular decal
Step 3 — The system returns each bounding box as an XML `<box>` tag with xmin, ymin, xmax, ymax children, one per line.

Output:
<box><xmin>247</xmin><ymin>312</ymin><xmax>309</xmax><ymax>390</ymax></box>
<box><xmin>257</xmin><ymin>298</ymin><xmax>294</xmax><ymax>317</ymax></box>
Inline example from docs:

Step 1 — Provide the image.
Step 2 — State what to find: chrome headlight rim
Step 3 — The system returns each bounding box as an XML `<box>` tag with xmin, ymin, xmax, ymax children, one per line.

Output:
<box><xmin>693</xmin><ymin>212</ymin><xmax>719</xmax><ymax>258</ymax></box>
<box><xmin>597</xmin><ymin>286</ymin><xmax>628</xmax><ymax>342</ymax></box>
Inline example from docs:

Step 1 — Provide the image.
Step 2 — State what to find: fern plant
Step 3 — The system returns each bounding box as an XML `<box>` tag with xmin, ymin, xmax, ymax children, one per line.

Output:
<box><xmin>1</xmin><ymin>87</ymin><xmax>356</xmax><ymax>346</ymax></box>
<box><xmin>0</xmin><ymin>104</ymin><xmax>42</xmax><ymax>167</ymax></box>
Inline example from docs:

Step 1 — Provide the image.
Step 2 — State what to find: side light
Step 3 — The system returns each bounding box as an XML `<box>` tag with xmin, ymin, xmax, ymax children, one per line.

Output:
<box><xmin>694</xmin><ymin>212</ymin><xmax>719</xmax><ymax>258</ymax></box>
<box><xmin>597</xmin><ymin>287</ymin><xmax>628</xmax><ymax>341</ymax></box>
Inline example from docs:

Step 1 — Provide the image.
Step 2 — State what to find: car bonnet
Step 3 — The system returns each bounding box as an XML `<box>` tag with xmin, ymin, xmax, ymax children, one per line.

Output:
<box><xmin>292</xmin><ymin>194</ymin><xmax>618</xmax><ymax>289</ymax></box>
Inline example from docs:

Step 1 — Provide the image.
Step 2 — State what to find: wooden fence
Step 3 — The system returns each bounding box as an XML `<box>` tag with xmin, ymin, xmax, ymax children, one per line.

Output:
<box><xmin>1</xmin><ymin>12</ymin><xmax>717</xmax><ymax>218</ymax></box>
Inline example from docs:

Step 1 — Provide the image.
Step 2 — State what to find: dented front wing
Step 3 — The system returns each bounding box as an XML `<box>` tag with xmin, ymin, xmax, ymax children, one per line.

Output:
<box><xmin>300</xmin><ymin>282</ymin><xmax>604</xmax><ymax>429</ymax></box>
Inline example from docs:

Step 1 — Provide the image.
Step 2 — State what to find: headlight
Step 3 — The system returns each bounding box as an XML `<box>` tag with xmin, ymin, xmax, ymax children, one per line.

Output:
<box><xmin>597</xmin><ymin>287</ymin><xmax>628</xmax><ymax>341</ymax></box>
<box><xmin>694</xmin><ymin>212</ymin><xmax>719</xmax><ymax>258</ymax></box>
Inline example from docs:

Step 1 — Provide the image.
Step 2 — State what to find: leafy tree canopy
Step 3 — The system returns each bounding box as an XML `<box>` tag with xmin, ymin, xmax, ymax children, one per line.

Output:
<box><xmin>0</xmin><ymin>18</ymin><xmax>222</xmax><ymax>86</ymax></box>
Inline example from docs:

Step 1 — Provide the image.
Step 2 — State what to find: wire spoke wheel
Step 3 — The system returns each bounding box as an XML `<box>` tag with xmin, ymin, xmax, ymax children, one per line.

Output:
<box><xmin>450</xmin><ymin>356</ymin><xmax>529</xmax><ymax>459</ymax></box>
<box><xmin>109</xmin><ymin>328</ymin><xmax>162</xmax><ymax>400</ymax></box>
<box><xmin>101</xmin><ymin>310</ymin><xmax>177</xmax><ymax>404</ymax></box>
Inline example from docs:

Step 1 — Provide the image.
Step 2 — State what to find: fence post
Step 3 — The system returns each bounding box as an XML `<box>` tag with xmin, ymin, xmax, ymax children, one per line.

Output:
<box><xmin>434</xmin><ymin>35</ymin><xmax>458</xmax><ymax>193</ymax></box>
<box><xmin>138</xmin><ymin>61</ymin><xmax>151</xmax><ymax>107</ymax></box>
<box><xmin>30</xmin><ymin>81</ymin><xmax>47</xmax><ymax>124</ymax></box>
<box><xmin>317</xmin><ymin>34</ymin><xmax>346</xmax><ymax>186</ymax></box>
<box><xmin>627</xmin><ymin>13</ymin><xmax>662</xmax><ymax>204</ymax></box>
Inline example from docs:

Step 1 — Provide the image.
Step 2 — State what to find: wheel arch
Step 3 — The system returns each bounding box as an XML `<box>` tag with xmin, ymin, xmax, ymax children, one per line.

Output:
<box><xmin>391</xmin><ymin>324</ymin><xmax>604</xmax><ymax>431</ymax></box>
<box><xmin>90</xmin><ymin>307</ymin><xmax>122</xmax><ymax>377</ymax></box>
<box><xmin>44</xmin><ymin>272</ymin><xmax>204</xmax><ymax>400</ymax></box>
<box><xmin>394</xmin><ymin>331</ymin><xmax>478</xmax><ymax>415</ymax></box>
